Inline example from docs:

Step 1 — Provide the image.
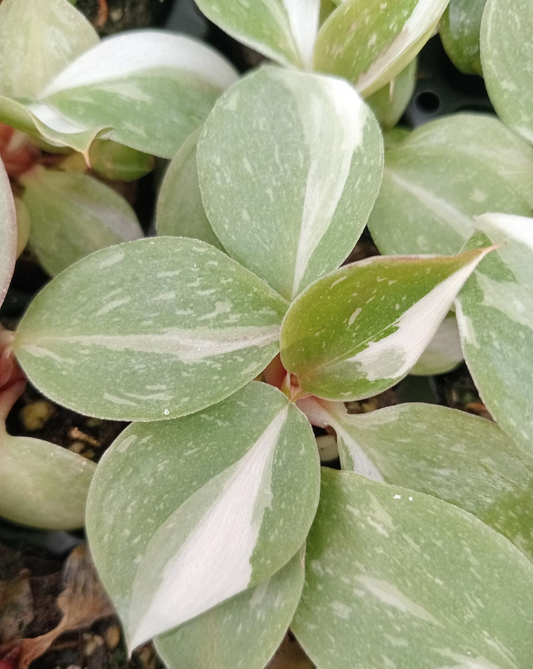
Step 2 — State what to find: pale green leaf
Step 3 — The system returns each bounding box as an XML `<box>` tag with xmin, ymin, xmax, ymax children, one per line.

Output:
<box><xmin>314</xmin><ymin>0</ymin><xmax>449</xmax><ymax>96</ymax></box>
<box><xmin>0</xmin><ymin>0</ymin><xmax>98</xmax><ymax>99</ymax></box>
<box><xmin>383</xmin><ymin>126</ymin><xmax>411</xmax><ymax>149</ymax></box>
<box><xmin>157</xmin><ymin>129</ymin><xmax>223</xmax><ymax>250</ymax></box>
<box><xmin>0</xmin><ymin>157</ymin><xmax>16</xmax><ymax>308</ymax></box>
<box><xmin>366</xmin><ymin>58</ymin><xmax>417</xmax><ymax>131</ymax></box>
<box><xmin>440</xmin><ymin>0</ymin><xmax>487</xmax><ymax>74</ymax></box>
<box><xmin>194</xmin><ymin>0</ymin><xmax>320</xmax><ymax>69</ymax></box>
<box><xmin>14</xmin><ymin>197</ymin><xmax>31</xmax><ymax>258</ymax></box>
<box><xmin>89</xmin><ymin>140</ymin><xmax>154</xmax><ymax>182</ymax></box>
<box><xmin>86</xmin><ymin>382</ymin><xmax>319</xmax><ymax>647</ymax></box>
<box><xmin>320</xmin><ymin>0</ymin><xmax>337</xmax><ymax>25</ymax></box>
<box><xmin>368</xmin><ymin>144</ymin><xmax>530</xmax><ymax>256</ymax></box>
<box><xmin>155</xmin><ymin>549</ymin><xmax>305</xmax><ymax>669</ymax></box>
<box><xmin>405</xmin><ymin>113</ymin><xmax>533</xmax><ymax>208</ymax></box>
<box><xmin>13</xmin><ymin>238</ymin><xmax>288</xmax><ymax>421</ymax></box>
<box><xmin>456</xmin><ymin>213</ymin><xmax>533</xmax><ymax>454</ymax></box>
<box><xmin>198</xmin><ymin>67</ymin><xmax>384</xmax><ymax>300</ymax></box>
<box><xmin>481</xmin><ymin>0</ymin><xmax>533</xmax><ymax>144</ymax></box>
<box><xmin>280</xmin><ymin>248</ymin><xmax>491</xmax><ymax>401</ymax></box>
<box><xmin>293</xmin><ymin>468</ymin><xmax>533</xmax><ymax>669</ymax></box>
<box><xmin>411</xmin><ymin>312</ymin><xmax>463</xmax><ymax>376</ymax></box>
<box><xmin>21</xmin><ymin>167</ymin><xmax>143</xmax><ymax>276</ymax></box>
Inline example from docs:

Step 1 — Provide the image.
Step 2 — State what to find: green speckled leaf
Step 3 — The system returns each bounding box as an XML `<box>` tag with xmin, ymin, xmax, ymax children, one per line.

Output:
<box><xmin>86</xmin><ymin>382</ymin><xmax>319</xmax><ymax>647</ymax></box>
<box><xmin>293</xmin><ymin>468</ymin><xmax>533</xmax><ymax>669</ymax></box>
<box><xmin>411</xmin><ymin>313</ymin><xmax>463</xmax><ymax>376</ymax></box>
<box><xmin>21</xmin><ymin>167</ymin><xmax>143</xmax><ymax>276</ymax></box>
<box><xmin>198</xmin><ymin>67</ymin><xmax>384</xmax><ymax>301</ymax></box>
<box><xmin>368</xmin><ymin>144</ymin><xmax>530</xmax><ymax>256</ymax></box>
<box><xmin>280</xmin><ymin>248</ymin><xmax>491</xmax><ymax>401</ymax></box>
<box><xmin>0</xmin><ymin>157</ymin><xmax>16</xmax><ymax>308</ymax></box>
<box><xmin>366</xmin><ymin>58</ymin><xmax>417</xmax><ymax>130</ymax></box>
<box><xmin>13</xmin><ymin>238</ymin><xmax>288</xmax><ymax>421</ymax></box>
<box><xmin>440</xmin><ymin>0</ymin><xmax>487</xmax><ymax>74</ymax></box>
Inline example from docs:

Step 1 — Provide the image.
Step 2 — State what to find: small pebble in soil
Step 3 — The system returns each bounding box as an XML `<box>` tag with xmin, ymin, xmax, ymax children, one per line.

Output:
<box><xmin>20</xmin><ymin>400</ymin><xmax>55</xmax><ymax>431</ymax></box>
<box><xmin>105</xmin><ymin>626</ymin><xmax>121</xmax><ymax>650</ymax></box>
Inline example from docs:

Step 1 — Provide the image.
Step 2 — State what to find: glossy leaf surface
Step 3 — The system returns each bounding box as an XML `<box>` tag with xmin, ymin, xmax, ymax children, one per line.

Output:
<box><xmin>0</xmin><ymin>157</ymin><xmax>16</xmax><ymax>308</ymax></box>
<box><xmin>440</xmin><ymin>0</ymin><xmax>487</xmax><ymax>74</ymax></box>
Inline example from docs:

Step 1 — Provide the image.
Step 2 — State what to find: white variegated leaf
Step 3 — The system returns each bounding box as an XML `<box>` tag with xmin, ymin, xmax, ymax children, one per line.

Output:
<box><xmin>411</xmin><ymin>313</ymin><xmax>463</xmax><ymax>376</ymax></box>
<box><xmin>280</xmin><ymin>248</ymin><xmax>492</xmax><ymax>401</ymax></box>
<box><xmin>366</xmin><ymin>58</ymin><xmax>417</xmax><ymax>131</ymax></box>
<box><xmin>293</xmin><ymin>469</ymin><xmax>533</xmax><ymax>669</ymax></box>
<box><xmin>0</xmin><ymin>157</ymin><xmax>16</xmax><ymax>309</ymax></box>
<box><xmin>86</xmin><ymin>382</ymin><xmax>319</xmax><ymax>647</ymax></box>
<box><xmin>457</xmin><ymin>213</ymin><xmax>533</xmax><ymax>454</ymax></box>
<box><xmin>198</xmin><ymin>67</ymin><xmax>384</xmax><ymax>301</ymax></box>
<box><xmin>13</xmin><ymin>238</ymin><xmax>288</xmax><ymax>421</ymax></box>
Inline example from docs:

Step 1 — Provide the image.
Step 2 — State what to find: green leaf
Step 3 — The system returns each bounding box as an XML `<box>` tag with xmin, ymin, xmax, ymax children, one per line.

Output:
<box><xmin>86</xmin><ymin>382</ymin><xmax>319</xmax><ymax>647</ymax></box>
<box><xmin>155</xmin><ymin>549</ymin><xmax>304</xmax><ymax>669</ymax></box>
<box><xmin>198</xmin><ymin>67</ymin><xmax>384</xmax><ymax>301</ymax></box>
<box><xmin>457</xmin><ymin>213</ymin><xmax>533</xmax><ymax>455</ymax></box>
<box><xmin>0</xmin><ymin>0</ymin><xmax>98</xmax><ymax>99</ymax></box>
<box><xmin>21</xmin><ymin>167</ymin><xmax>143</xmax><ymax>276</ymax></box>
<box><xmin>411</xmin><ymin>312</ymin><xmax>463</xmax><ymax>376</ymax></box>
<box><xmin>157</xmin><ymin>129</ymin><xmax>223</xmax><ymax>251</ymax></box>
<box><xmin>366</xmin><ymin>58</ymin><xmax>417</xmax><ymax>131</ymax></box>
<box><xmin>281</xmin><ymin>248</ymin><xmax>492</xmax><ymax>401</ymax></box>
<box><xmin>481</xmin><ymin>0</ymin><xmax>533</xmax><ymax>144</ymax></box>
<box><xmin>314</xmin><ymin>0</ymin><xmax>449</xmax><ymax>96</ymax></box>
<box><xmin>194</xmin><ymin>0</ymin><xmax>320</xmax><ymax>69</ymax></box>
<box><xmin>368</xmin><ymin>144</ymin><xmax>531</xmax><ymax>256</ymax></box>
<box><xmin>0</xmin><ymin>157</ymin><xmax>16</xmax><ymax>308</ymax></box>
<box><xmin>14</xmin><ymin>197</ymin><xmax>31</xmax><ymax>258</ymax></box>
<box><xmin>440</xmin><ymin>0</ymin><xmax>486</xmax><ymax>75</ymax></box>
<box><xmin>13</xmin><ymin>238</ymin><xmax>288</xmax><ymax>421</ymax></box>
<box><xmin>89</xmin><ymin>140</ymin><xmax>154</xmax><ymax>182</ymax></box>
<box><xmin>405</xmin><ymin>113</ymin><xmax>533</xmax><ymax>209</ymax></box>
<box><xmin>293</xmin><ymin>468</ymin><xmax>533</xmax><ymax>669</ymax></box>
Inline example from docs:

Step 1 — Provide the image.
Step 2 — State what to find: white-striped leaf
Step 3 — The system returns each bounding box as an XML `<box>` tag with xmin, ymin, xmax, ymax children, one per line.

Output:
<box><xmin>440</xmin><ymin>0</ymin><xmax>487</xmax><ymax>75</ymax></box>
<box><xmin>86</xmin><ymin>382</ymin><xmax>319</xmax><ymax>648</ymax></box>
<box><xmin>157</xmin><ymin>129</ymin><xmax>223</xmax><ymax>251</ymax></box>
<box><xmin>21</xmin><ymin>167</ymin><xmax>143</xmax><ymax>276</ymax></box>
<box><xmin>0</xmin><ymin>157</ymin><xmax>16</xmax><ymax>309</ymax></box>
<box><xmin>366</xmin><ymin>58</ymin><xmax>417</xmax><ymax>131</ymax></box>
<box><xmin>411</xmin><ymin>312</ymin><xmax>463</xmax><ymax>376</ymax></box>
<box><xmin>457</xmin><ymin>213</ymin><xmax>533</xmax><ymax>454</ymax></box>
<box><xmin>198</xmin><ymin>67</ymin><xmax>384</xmax><ymax>301</ymax></box>
<box><xmin>280</xmin><ymin>248</ymin><xmax>492</xmax><ymax>401</ymax></box>
<box><xmin>368</xmin><ymin>144</ymin><xmax>530</xmax><ymax>256</ymax></box>
<box><xmin>481</xmin><ymin>0</ymin><xmax>533</xmax><ymax>145</ymax></box>
<box><xmin>13</xmin><ymin>238</ymin><xmax>288</xmax><ymax>421</ymax></box>
<box><xmin>0</xmin><ymin>0</ymin><xmax>98</xmax><ymax>99</ymax></box>
<box><xmin>155</xmin><ymin>549</ymin><xmax>305</xmax><ymax>669</ymax></box>
<box><xmin>194</xmin><ymin>0</ymin><xmax>320</xmax><ymax>69</ymax></box>
<box><xmin>314</xmin><ymin>0</ymin><xmax>450</xmax><ymax>97</ymax></box>
<box><xmin>292</xmin><ymin>469</ymin><xmax>533</xmax><ymax>669</ymax></box>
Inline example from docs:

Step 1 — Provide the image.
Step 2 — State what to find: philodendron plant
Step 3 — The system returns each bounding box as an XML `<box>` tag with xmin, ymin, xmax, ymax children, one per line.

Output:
<box><xmin>2</xmin><ymin>0</ymin><xmax>533</xmax><ymax>667</ymax></box>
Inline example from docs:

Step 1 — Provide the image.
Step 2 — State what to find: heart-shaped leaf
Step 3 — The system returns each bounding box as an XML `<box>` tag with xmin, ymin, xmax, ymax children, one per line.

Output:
<box><xmin>13</xmin><ymin>238</ymin><xmax>288</xmax><ymax>421</ymax></box>
<box><xmin>0</xmin><ymin>157</ymin><xmax>16</xmax><ymax>309</ymax></box>
<box><xmin>366</xmin><ymin>58</ymin><xmax>417</xmax><ymax>131</ymax></box>
<box><xmin>198</xmin><ymin>67</ymin><xmax>384</xmax><ymax>300</ymax></box>
<box><xmin>21</xmin><ymin>167</ymin><xmax>143</xmax><ymax>276</ymax></box>
<box><xmin>86</xmin><ymin>382</ymin><xmax>319</xmax><ymax>647</ymax></box>
<box><xmin>292</xmin><ymin>468</ymin><xmax>533</xmax><ymax>669</ymax></box>
<box><xmin>314</xmin><ymin>0</ymin><xmax>449</xmax><ymax>96</ymax></box>
<box><xmin>411</xmin><ymin>313</ymin><xmax>463</xmax><ymax>376</ymax></box>
<box><xmin>280</xmin><ymin>248</ymin><xmax>492</xmax><ymax>401</ymax></box>
<box><xmin>440</xmin><ymin>0</ymin><xmax>487</xmax><ymax>74</ymax></box>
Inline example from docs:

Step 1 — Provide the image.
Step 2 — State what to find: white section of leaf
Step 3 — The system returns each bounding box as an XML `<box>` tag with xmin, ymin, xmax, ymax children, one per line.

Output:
<box><xmin>26</xmin><ymin>103</ymin><xmax>88</xmax><ymax>134</ymax></box>
<box><xmin>0</xmin><ymin>157</ymin><xmax>16</xmax><ymax>308</ymax></box>
<box><xmin>283</xmin><ymin>0</ymin><xmax>320</xmax><ymax>69</ymax></box>
<box><xmin>475</xmin><ymin>213</ymin><xmax>533</xmax><ymax>250</ymax></box>
<box><xmin>411</xmin><ymin>315</ymin><xmax>463</xmax><ymax>376</ymax></box>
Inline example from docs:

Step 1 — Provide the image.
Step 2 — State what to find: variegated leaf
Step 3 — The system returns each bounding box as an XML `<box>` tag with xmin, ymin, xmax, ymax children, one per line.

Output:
<box><xmin>13</xmin><ymin>238</ymin><xmax>288</xmax><ymax>421</ymax></box>
<box><xmin>481</xmin><ymin>0</ymin><xmax>533</xmax><ymax>144</ymax></box>
<box><xmin>405</xmin><ymin>113</ymin><xmax>533</xmax><ymax>209</ymax></box>
<box><xmin>366</xmin><ymin>58</ymin><xmax>417</xmax><ymax>131</ymax></box>
<box><xmin>194</xmin><ymin>0</ymin><xmax>320</xmax><ymax>69</ymax></box>
<box><xmin>155</xmin><ymin>549</ymin><xmax>305</xmax><ymax>669</ymax></box>
<box><xmin>368</xmin><ymin>144</ymin><xmax>530</xmax><ymax>256</ymax></box>
<box><xmin>0</xmin><ymin>0</ymin><xmax>98</xmax><ymax>99</ymax></box>
<box><xmin>86</xmin><ymin>382</ymin><xmax>319</xmax><ymax>648</ymax></box>
<box><xmin>457</xmin><ymin>213</ymin><xmax>533</xmax><ymax>454</ymax></box>
<box><xmin>440</xmin><ymin>0</ymin><xmax>487</xmax><ymax>75</ymax></box>
<box><xmin>280</xmin><ymin>248</ymin><xmax>492</xmax><ymax>401</ymax></box>
<box><xmin>0</xmin><ymin>157</ymin><xmax>16</xmax><ymax>308</ymax></box>
<box><xmin>292</xmin><ymin>469</ymin><xmax>533</xmax><ymax>669</ymax></box>
<box><xmin>198</xmin><ymin>67</ymin><xmax>384</xmax><ymax>301</ymax></box>
<box><xmin>411</xmin><ymin>312</ymin><xmax>463</xmax><ymax>376</ymax></box>
<box><xmin>157</xmin><ymin>129</ymin><xmax>223</xmax><ymax>251</ymax></box>
<box><xmin>314</xmin><ymin>0</ymin><xmax>449</xmax><ymax>96</ymax></box>
<box><xmin>21</xmin><ymin>167</ymin><xmax>143</xmax><ymax>276</ymax></box>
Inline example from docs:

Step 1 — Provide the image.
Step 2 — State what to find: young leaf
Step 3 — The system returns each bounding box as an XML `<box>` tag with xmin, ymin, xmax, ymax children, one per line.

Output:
<box><xmin>292</xmin><ymin>469</ymin><xmax>533</xmax><ymax>669</ymax></box>
<box><xmin>21</xmin><ymin>167</ymin><xmax>143</xmax><ymax>276</ymax></box>
<box><xmin>86</xmin><ymin>382</ymin><xmax>319</xmax><ymax>648</ymax></box>
<box><xmin>157</xmin><ymin>129</ymin><xmax>223</xmax><ymax>251</ymax></box>
<box><xmin>194</xmin><ymin>0</ymin><xmax>320</xmax><ymax>69</ymax></box>
<box><xmin>198</xmin><ymin>67</ymin><xmax>384</xmax><ymax>301</ymax></box>
<box><xmin>0</xmin><ymin>0</ymin><xmax>98</xmax><ymax>99</ymax></box>
<box><xmin>368</xmin><ymin>144</ymin><xmax>530</xmax><ymax>256</ymax></box>
<box><xmin>456</xmin><ymin>213</ymin><xmax>533</xmax><ymax>454</ymax></box>
<box><xmin>13</xmin><ymin>238</ymin><xmax>288</xmax><ymax>421</ymax></box>
<box><xmin>88</xmin><ymin>141</ymin><xmax>154</xmax><ymax>182</ymax></box>
<box><xmin>405</xmin><ymin>113</ymin><xmax>533</xmax><ymax>208</ymax></box>
<box><xmin>481</xmin><ymin>0</ymin><xmax>533</xmax><ymax>144</ymax></box>
<box><xmin>280</xmin><ymin>248</ymin><xmax>492</xmax><ymax>401</ymax></box>
<box><xmin>410</xmin><ymin>312</ymin><xmax>463</xmax><ymax>376</ymax></box>
<box><xmin>314</xmin><ymin>0</ymin><xmax>449</xmax><ymax>96</ymax></box>
<box><xmin>39</xmin><ymin>31</ymin><xmax>239</xmax><ymax>158</ymax></box>
<box><xmin>366</xmin><ymin>58</ymin><xmax>417</xmax><ymax>131</ymax></box>
<box><xmin>0</xmin><ymin>157</ymin><xmax>16</xmax><ymax>309</ymax></box>
<box><xmin>155</xmin><ymin>550</ymin><xmax>305</xmax><ymax>669</ymax></box>
<box><xmin>440</xmin><ymin>0</ymin><xmax>487</xmax><ymax>75</ymax></box>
